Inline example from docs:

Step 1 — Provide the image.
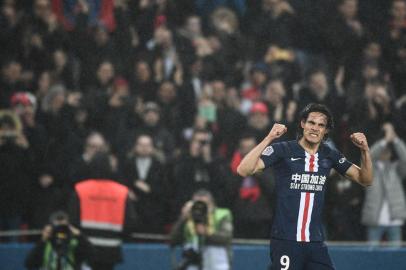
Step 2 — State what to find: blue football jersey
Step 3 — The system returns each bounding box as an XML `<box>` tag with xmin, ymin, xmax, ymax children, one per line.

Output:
<box><xmin>260</xmin><ymin>140</ymin><xmax>353</xmax><ymax>242</ymax></box>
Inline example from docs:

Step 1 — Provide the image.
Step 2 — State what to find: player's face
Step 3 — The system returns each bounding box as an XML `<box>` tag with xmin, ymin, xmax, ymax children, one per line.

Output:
<box><xmin>301</xmin><ymin>112</ymin><xmax>328</xmax><ymax>145</ymax></box>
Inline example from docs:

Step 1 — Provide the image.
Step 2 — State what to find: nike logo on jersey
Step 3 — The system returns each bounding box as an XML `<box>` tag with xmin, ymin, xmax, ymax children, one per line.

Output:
<box><xmin>291</xmin><ymin>157</ymin><xmax>301</xmax><ymax>161</ymax></box>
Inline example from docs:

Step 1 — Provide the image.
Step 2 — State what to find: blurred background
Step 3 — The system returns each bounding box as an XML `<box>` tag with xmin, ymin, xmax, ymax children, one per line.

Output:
<box><xmin>0</xmin><ymin>0</ymin><xmax>406</xmax><ymax>269</ymax></box>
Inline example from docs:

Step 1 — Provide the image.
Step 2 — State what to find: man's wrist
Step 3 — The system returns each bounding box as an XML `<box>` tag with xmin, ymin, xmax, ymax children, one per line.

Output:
<box><xmin>264</xmin><ymin>135</ymin><xmax>275</xmax><ymax>144</ymax></box>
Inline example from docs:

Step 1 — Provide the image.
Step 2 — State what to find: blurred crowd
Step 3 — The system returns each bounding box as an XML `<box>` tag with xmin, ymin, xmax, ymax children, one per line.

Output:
<box><xmin>0</xmin><ymin>0</ymin><xmax>406</xmax><ymax>242</ymax></box>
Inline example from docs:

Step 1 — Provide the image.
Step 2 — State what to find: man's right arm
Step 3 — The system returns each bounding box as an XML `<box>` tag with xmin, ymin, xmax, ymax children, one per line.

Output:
<box><xmin>75</xmin><ymin>232</ymin><xmax>95</xmax><ymax>264</ymax></box>
<box><xmin>124</xmin><ymin>196</ymin><xmax>139</xmax><ymax>235</ymax></box>
<box><xmin>169</xmin><ymin>201</ymin><xmax>193</xmax><ymax>246</ymax></box>
<box><xmin>237</xmin><ymin>124</ymin><xmax>287</xmax><ymax>177</ymax></box>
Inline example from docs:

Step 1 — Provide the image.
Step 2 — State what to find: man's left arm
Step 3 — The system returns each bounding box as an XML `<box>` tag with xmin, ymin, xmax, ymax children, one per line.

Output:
<box><xmin>204</xmin><ymin>210</ymin><xmax>233</xmax><ymax>246</ymax></box>
<box><xmin>72</xmin><ymin>227</ymin><xmax>94</xmax><ymax>264</ymax></box>
<box><xmin>345</xmin><ymin>132</ymin><xmax>373</xmax><ymax>187</ymax></box>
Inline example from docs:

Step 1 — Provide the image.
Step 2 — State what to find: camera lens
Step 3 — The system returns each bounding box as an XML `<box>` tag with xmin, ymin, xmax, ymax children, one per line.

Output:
<box><xmin>199</xmin><ymin>140</ymin><xmax>208</xmax><ymax>145</ymax></box>
<box><xmin>191</xmin><ymin>201</ymin><xmax>208</xmax><ymax>224</ymax></box>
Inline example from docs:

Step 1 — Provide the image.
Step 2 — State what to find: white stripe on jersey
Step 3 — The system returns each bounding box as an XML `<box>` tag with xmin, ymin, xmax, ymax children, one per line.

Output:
<box><xmin>296</xmin><ymin>192</ymin><xmax>315</xmax><ymax>242</ymax></box>
<box><xmin>296</xmin><ymin>192</ymin><xmax>306</xmax><ymax>241</ymax></box>
<box><xmin>304</xmin><ymin>193</ymin><xmax>315</xmax><ymax>242</ymax></box>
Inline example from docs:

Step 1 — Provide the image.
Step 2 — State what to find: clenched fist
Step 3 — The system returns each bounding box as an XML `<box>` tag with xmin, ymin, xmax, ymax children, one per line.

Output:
<box><xmin>350</xmin><ymin>132</ymin><xmax>369</xmax><ymax>151</ymax></box>
<box><xmin>267</xmin><ymin>123</ymin><xmax>287</xmax><ymax>140</ymax></box>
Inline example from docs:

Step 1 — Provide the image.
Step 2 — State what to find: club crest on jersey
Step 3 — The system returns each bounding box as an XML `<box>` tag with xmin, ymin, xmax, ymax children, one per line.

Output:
<box><xmin>262</xmin><ymin>146</ymin><xmax>274</xmax><ymax>156</ymax></box>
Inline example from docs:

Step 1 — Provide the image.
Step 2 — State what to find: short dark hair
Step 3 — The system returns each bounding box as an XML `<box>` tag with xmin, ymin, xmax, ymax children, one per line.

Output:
<box><xmin>87</xmin><ymin>151</ymin><xmax>113</xmax><ymax>179</ymax></box>
<box><xmin>49</xmin><ymin>210</ymin><xmax>69</xmax><ymax>224</ymax></box>
<box><xmin>193</xmin><ymin>189</ymin><xmax>215</xmax><ymax>204</ymax></box>
<box><xmin>297</xmin><ymin>103</ymin><xmax>334</xmax><ymax>139</ymax></box>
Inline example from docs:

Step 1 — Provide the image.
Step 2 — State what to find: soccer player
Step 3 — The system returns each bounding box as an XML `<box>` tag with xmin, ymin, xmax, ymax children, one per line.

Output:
<box><xmin>237</xmin><ymin>103</ymin><xmax>373</xmax><ymax>270</ymax></box>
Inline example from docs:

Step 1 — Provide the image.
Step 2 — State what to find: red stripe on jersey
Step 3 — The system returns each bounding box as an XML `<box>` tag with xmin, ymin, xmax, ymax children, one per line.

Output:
<box><xmin>301</xmin><ymin>192</ymin><xmax>311</xmax><ymax>241</ymax></box>
<box><xmin>309</xmin><ymin>154</ymin><xmax>315</xmax><ymax>172</ymax></box>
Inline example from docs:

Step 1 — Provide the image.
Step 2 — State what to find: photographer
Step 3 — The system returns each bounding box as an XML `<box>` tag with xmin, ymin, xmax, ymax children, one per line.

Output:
<box><xmin>25</xmin><ymin>211</ymin><xmax>93</xmax><ymax>270</ymax></box>
<box><xmin>170</xmin><ymin>189</ymin><xmax>233</xmax><ymax>270</ymax></box>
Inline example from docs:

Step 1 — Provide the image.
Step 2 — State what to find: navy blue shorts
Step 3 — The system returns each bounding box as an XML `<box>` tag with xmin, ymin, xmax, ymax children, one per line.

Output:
<box><xmin>270</xmin><ymin>239</ymin><xmax>335</xmax><ymax>270</ymax></box>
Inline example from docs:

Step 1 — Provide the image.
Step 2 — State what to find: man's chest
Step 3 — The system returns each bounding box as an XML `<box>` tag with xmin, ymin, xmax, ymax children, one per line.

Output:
<box><xmin>278</xmin><ymin>153</ymin><xmax>333</xmax><ymax>192</ymax></box>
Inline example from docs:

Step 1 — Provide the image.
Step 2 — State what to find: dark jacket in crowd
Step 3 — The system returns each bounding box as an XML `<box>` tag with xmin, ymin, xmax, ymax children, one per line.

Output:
<box><xmin>172</xmin><ymin>155</ymin><xmax>231</xmax><ymax>215</ymax></box>
<box><xmin>231</xmin><ymin>168</ymin><xmax>275</xmax><ymax>239</ymax></box>
<box><xmin>122</xmin><ymin>156</ymin><xmax>169</xmax><ymax>233</ymax></box>
<box><xmin>0</xmin><ymin>141</ymin><xmax>33</xmax><ymax>217</ymax></box>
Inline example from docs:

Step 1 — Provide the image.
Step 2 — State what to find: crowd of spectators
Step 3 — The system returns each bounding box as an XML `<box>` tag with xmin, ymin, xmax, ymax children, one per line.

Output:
<box><xmin>1</xmin><ymin>0</ymin><xmax>406</xmax><ymax>242</ymax></box>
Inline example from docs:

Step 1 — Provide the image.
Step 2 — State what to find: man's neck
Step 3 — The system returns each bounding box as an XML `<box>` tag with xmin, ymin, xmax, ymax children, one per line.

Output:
<box><xmin>298</xmin><ymin>137</ymin><xmax>320</xmax><ymax>155</ymax></box>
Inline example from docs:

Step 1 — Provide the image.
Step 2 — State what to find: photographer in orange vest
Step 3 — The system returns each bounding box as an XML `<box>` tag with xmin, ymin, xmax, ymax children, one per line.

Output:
<box><xmin>68</xmin><ymin>151</ymin><xmax>137</xmax><ymax>270</ymax></box>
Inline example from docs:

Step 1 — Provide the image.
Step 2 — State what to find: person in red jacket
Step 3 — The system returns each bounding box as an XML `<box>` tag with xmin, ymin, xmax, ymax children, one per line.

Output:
<box><xmin>68</xmin><ymin>152</ymin><xmax>137</xmax><ymax>270</ymax></box>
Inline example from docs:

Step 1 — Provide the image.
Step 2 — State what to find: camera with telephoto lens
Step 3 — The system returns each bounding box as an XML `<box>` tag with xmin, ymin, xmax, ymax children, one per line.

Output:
<box><xmin>0</xmin><ymin>112</ymin><xmax>19</xmax><ymax>144</ymax></box>
<box><xmin>0</xmin><ymin>131</ymin><xmax>17</xmax><ymax>144</ymax></box>
<box><xmin>51</xmin><ymin>224</ymin><xmax>71</xmax><ymax>256</ymax></box>
<box><xmin>175</xmin><ymin>200</ymin><xmax>209</xmax><ymax>270</ymax></box>
<box><xmin>199</xmin><ymin>139</ymin><xmax>209</xmax><ymax>146</ymax></box>
<box><xmin>176</xmin><ymin>248</ymin><xmax>202</xmax><ymax>270</ymax></box>
<box><xmin>191</xmin><ymin>200</ymin><xmax>208</xmax><ymax>225</ymax></box>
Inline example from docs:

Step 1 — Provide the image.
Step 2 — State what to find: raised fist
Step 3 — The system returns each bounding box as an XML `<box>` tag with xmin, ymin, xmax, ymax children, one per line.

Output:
<box><xmin>350</xmin><ymin>132</ymin><xmax>369</xmax><ymax>151</ymax></box>
<box><xmin>268</xmin><ymin>123</ymin><xmax>287</xmax><ymax>140</ymax></box>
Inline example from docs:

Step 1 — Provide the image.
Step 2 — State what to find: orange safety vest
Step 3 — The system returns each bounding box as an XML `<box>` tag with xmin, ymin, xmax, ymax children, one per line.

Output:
<box><xmin>75</xmin><ymin>179</ymin><xmax>128</xmax><ymax>233</ymax></box>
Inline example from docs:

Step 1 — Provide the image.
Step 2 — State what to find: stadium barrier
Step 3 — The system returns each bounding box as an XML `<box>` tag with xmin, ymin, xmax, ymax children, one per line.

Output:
<box><xmin>1</xmin><ymin>231</ymin><xmax>406</xmax><ymax>269</ymax></box>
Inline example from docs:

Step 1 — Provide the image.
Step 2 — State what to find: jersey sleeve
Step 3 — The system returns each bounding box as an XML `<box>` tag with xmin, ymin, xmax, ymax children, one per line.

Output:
<box><xmin>260</xmin><ymin>142</ymin><xmax>284</xmax><ymax>168</ymax></box>
<box><xmin>330</xmin><ymin>149</ymin><xmax>353</xmax><ymax>175</ymax></box>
